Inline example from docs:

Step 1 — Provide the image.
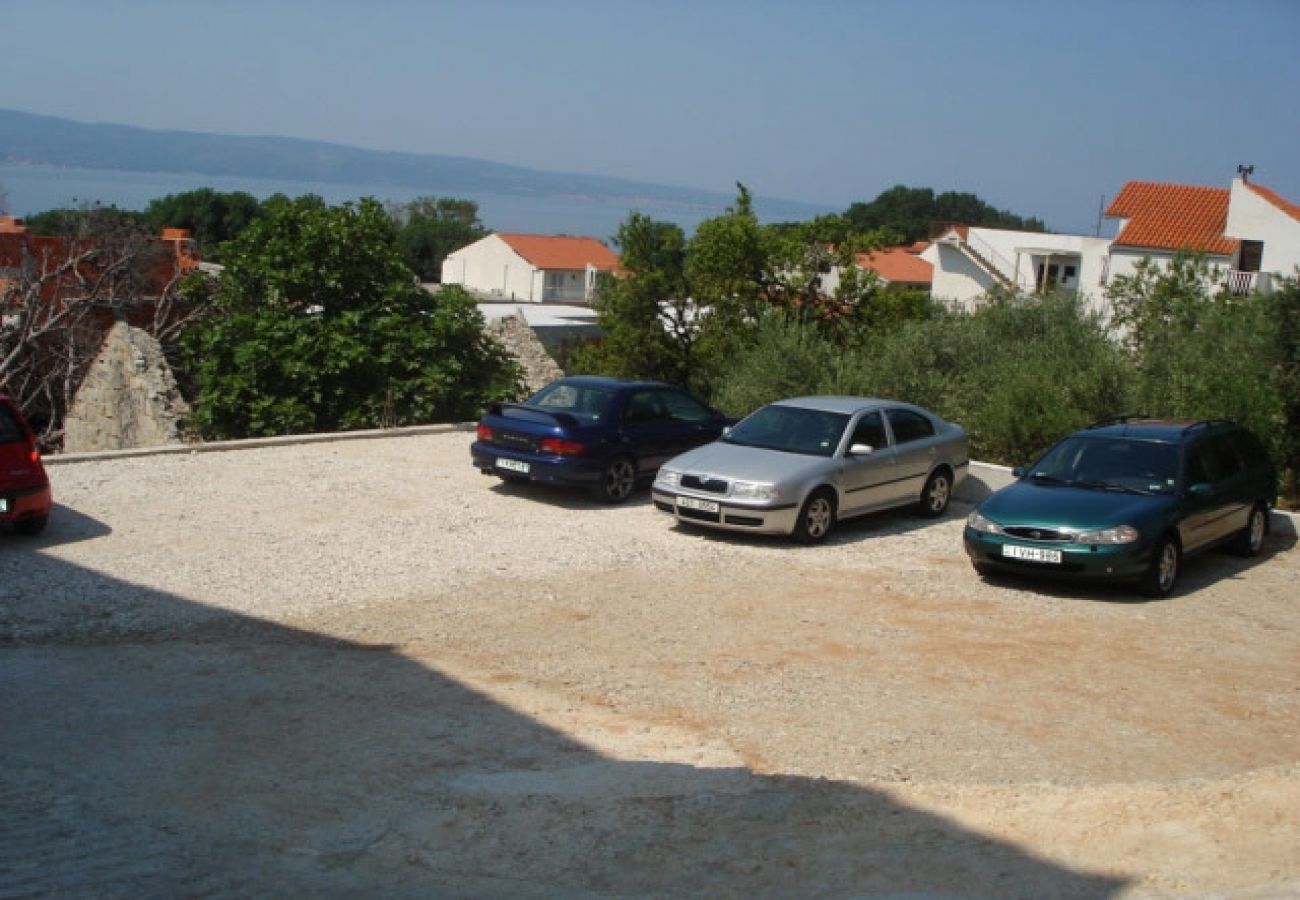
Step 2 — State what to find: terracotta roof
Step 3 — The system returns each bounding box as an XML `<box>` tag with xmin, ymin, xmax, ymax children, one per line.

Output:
<box><xmin>854</xmin><ymin>247</ymin><xmax>933</xmax><ymax>285</ymax></box>
<box><xmin>1245</xmin><ymin>182</ymin><xmax>1300</xmax><ymax>222</ymax></box>
<box><xmin>1105</xmin><ymin>181</ymin><xmax>1238</xmax><ymax>255</ymax></box>
<box><xmin>496</xmin><ymin>233</ymin><xmax>620</xmax><ymax>271</ymax></box>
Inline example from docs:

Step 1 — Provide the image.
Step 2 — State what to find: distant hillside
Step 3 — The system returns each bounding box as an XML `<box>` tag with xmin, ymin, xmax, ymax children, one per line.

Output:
<box><xmin>0</xmin><ymin>108</ymin><xmax>746</xmax><ymax>210</ymax></box>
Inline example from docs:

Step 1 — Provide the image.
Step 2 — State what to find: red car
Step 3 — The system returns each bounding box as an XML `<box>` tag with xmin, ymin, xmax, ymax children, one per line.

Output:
<box><xmin>0</xmin><ymin>394</ymin><xmax>52</xmax><ymax>535</ymax></box>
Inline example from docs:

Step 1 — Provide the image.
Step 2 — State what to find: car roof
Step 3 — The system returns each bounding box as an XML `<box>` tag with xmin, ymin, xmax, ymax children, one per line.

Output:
<box><xmin>551</xmin><ymin>376</ymin><xmax>670</xmax><ymax>391</ymax></box>
<box><xmin>769</xmin><ymin>396</ymin><xmax>915</xmax><ymax>416</ymax></box>
<box><xmin>1079</xmin><ymin>418</ymin><xmax>1241</xmax><ymax>443</ymax></box>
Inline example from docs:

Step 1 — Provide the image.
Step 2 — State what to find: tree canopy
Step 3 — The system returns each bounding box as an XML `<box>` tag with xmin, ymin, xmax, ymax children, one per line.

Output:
<box><xmin>841</xmin><ymin>185</ymin><xmax>1046</xmax><ymax>244</ymax></box>
<box><xmin>141</xmin><ymin>188</ymin><xmax>264</xmax><ymax>260</ymax></box>
<box><xmin>386</xmin><ymin>196</ymin><xmax>489</xmax><ymax>282</ymax></box>
<box><xmin>183</xmin><ymin>196</ymin><xmax>517</xmax><ymax>438</ymax></box>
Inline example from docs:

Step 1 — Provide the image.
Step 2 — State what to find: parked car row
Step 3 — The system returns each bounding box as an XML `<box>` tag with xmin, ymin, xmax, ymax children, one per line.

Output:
<box><xmin>473</xmin><ymin>377</ymin><xmax>1278</xmax><ymax>599</ymax></box>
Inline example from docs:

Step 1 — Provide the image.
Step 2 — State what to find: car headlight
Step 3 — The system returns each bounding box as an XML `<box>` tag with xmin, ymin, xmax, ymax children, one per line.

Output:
<box><xmin>730</xmin><ymin>480</ymin><xmax>780</xmax><ymax>501</ymax></box>
<box><xmin>966</xmin><ymin>510</ymin><xmax>1002</xmax><ymax>534</ymax></box>
<box><xmin>1074</xmin><ymin>525</ymin><xmax>1139</xmax><ymax>545</ymax></box>
<box><xmin>656</xmin><ymin>468</ymin><xmax>681</xmax><ymax>487</ymax></box>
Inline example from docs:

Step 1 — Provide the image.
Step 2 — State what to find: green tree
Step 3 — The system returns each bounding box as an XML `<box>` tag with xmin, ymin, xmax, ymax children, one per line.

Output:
<box><xmin>386</xmin><ymin>196</ymin><xmax>489</xmax><ymax>282</ymax></box>
<box><xmin>183</xmin><ymin>196</ymin><xmax>518</xmax><ymax>438</ymax></box>
<box><xmin>1107</xmin><ymin>252</ymin><xmax>1292</xmax><ymax>497</ymax></box>
<box><xmin>142</xmin><ymin>188</ymin><xmax>264</xmax><ymax>260</ymax></box>
<box><xmin>569</xmin><ymin>212</ymin><xmax>692</xmax><ymax>385</ymax></box>
<box><xmin>22</xmin><ymin>203</ymin><xmax>149</xmax><ymax>238</ymax></box>
<box><xmin>843</xmin><ymin>185</ymin><xmax>1046</xmax><ymax>244</ymax></box>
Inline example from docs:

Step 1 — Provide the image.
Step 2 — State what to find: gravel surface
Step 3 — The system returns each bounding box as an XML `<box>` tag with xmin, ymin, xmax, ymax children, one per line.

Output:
<box><xmin>3</xmin><ymin>428</ymin><xmax>1298</xmax><ymax>898</ymax></box>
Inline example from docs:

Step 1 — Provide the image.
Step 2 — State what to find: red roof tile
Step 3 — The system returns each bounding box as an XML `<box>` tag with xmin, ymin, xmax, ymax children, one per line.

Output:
<box><xmin>1105</xmin><ymin>181</ymin><xmax>1238</xmax><ymax>255</ymax></box>
<box><xmin>1245</xmin><ymin>182</ymin><xmax>1300</xmax><ymax>222</ymax></box>
<box><xmin>854</xmin><ymin>247</ymin><xmax>933</xmax><ymax>285</ymax></box>
<box><xmin>497</xmin><ymin>233</ymin><xmax>620</xmax><ymax>271</ymax></box>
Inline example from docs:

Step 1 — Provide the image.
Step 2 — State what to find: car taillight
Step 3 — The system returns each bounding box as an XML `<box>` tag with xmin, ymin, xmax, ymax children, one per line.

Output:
<box><xmin>476</xmin><ymin>424</ymin><xmax>493</xmax><ymax>442</ymax></box>
<box><xmin>540</xmin><ymin>437</ymin><xmax>585</xmax><ymax>456</ymax></box>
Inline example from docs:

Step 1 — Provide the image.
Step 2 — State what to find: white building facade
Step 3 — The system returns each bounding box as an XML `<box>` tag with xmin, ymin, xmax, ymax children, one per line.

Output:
<box><xmin>441</xmin><ymin>233</ymin><xmax>619</xmax><ymax>304</ymax></box>
<box><xmin>922</xmin><ymin>226</ymin><xmax>1112</xmax><ymax>314</ymax></box>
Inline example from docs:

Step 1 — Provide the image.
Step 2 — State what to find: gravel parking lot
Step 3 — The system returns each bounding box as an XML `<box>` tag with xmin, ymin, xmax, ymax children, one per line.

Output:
<box><xmin>3</xmin><ymin>428</ymin><xmax>1298</xmax><ymax>898</ymax></box>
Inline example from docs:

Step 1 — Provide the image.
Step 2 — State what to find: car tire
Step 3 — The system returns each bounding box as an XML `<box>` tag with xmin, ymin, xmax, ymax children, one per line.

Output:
<box><xmin>1231</xmin><ymin>503</ymin><xmax>1268</xmax><ymax>557</ymax></box>
<box><xmin>1140</xmin><ymin>535</ymin><xmax>1180</xmax><ymax>598</ymax></box>
<box><xmin>918</xmin><ymin>469</ymin><xmax>952</xmax><ymax>518</ymax></box>
<box><xmin>13</xmin><ymin>514</ymin><xmax>48</xmax><ymax>536</ymax></box>
<box><xmin>594</xmin><ymin>457</ymin><xmax>637</xmax><ymax>504</ymax></box>
<box><xmin>792</xmin><ymin>489</ymin><xmax>836</xmax><ymax>545</ymax></box>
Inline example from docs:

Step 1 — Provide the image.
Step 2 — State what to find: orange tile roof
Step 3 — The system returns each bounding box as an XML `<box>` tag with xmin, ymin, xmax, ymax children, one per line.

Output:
<box><xmin>854</xmin><ymin>247</ymin><xmax>933</xmax><ymax>285</ymax></box>
<box><xmin>497</xmin><ymin>233</ymin><xmax>620</xmax><ymax>271</ymax></box>
<box><xmin>1105</xmin><ymin>181</ymin><xmax>1238</xmax><ymax>255</ymax></box>
<box><xmin>1245</xmin><ymin>182</ymin><xmax>1300</xmax><ymax>222</ymax></box>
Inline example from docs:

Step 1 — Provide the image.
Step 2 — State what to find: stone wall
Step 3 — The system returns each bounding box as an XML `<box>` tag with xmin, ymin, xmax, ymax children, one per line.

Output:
<box><xmin>62</xmin><ymin>321</ymin><xmax>193</xmax><ymax>453</ymax></box>
<box><xmin>484</xmin><ymin>312</ymin><xmax>565</xmax><ymax>396</ymax></box>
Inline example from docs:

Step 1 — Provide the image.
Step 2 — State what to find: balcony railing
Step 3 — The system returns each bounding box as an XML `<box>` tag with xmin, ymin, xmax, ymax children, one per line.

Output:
<box><xmin>1225</xmin><ymin>270</ymin><xmax>1271</xmax><ymax>296</ymax></box>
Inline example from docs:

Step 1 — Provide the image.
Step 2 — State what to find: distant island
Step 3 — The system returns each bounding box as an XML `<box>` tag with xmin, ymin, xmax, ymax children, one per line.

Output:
<box><xmin>0</xmin><ymin>108</ymin><xmax>821</xmax><ymax>217</ymax></box>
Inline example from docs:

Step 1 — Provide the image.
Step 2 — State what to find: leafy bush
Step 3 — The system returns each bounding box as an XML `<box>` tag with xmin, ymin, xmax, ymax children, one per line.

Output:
<box><xmin>183</xmin><ymin>197</ymin><xmax>518</xmax><ymax>439</ymax></box>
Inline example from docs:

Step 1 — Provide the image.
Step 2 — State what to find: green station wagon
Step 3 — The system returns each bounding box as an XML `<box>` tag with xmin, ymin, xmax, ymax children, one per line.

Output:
<box><xmin>963</xmin><ymin>418</ymin><xmax>1276</xmax><ymax>597</ymax></box>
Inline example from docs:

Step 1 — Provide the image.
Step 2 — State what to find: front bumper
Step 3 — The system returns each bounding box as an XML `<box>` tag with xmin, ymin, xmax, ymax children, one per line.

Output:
<box><xmin>651</xmin><ymin>488</ymin><xmax>800</xmax><ymax>536</ymax></box>
<box><xmin>470</xmin><ymin>442</ymin><xmax>604</xmax><ymax>488</ymax></box>
<box><xmin>962</xmin><ymin>526</ymin><xmax>1156</xmax><ymax>582</ymax></box>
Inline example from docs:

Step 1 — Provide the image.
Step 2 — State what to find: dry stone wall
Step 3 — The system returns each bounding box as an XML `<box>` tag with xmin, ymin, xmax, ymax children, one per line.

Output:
<box><xmin>62</xmin><ymin>321</ymin><xmax>193</xmax><ymax>453</ymax></box>
<box><xmin>484</xmin><ymin>311</ymin><xmax>565</xmax><ymax>396</ymax></box>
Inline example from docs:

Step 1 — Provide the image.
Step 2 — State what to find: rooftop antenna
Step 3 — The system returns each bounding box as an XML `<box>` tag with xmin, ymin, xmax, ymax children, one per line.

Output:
<box><xmin>1237</xmin><ymin>164</ymin><xmax>1254</xmax><ymax>183</ymax></box>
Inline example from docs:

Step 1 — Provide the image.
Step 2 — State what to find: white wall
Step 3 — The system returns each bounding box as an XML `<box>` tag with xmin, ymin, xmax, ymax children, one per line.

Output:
<box><xmin>441</xmin><ymin>235</ymin><xmax>540</xmax><ymax>301</ymax></box>
<box><xmin>923</xmin><ymin>229</ymin><xmax>1111</xmax><ymax>316</ymax></box>
<box><xmin>1226</xmin><ymin>178</ymin><xmax>1300</xmax><ymax>278</ymax></box>
<box><xmin>921</xmin><ymin>242</ymin><xmax>998</xmax><ymax>307</ymax></box>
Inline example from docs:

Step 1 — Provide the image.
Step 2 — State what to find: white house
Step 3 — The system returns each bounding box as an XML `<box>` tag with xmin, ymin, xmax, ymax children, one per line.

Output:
<box><xmin>1104</xmin><ymin>176</ymin><xmax>1300</xmax><ymax>294</ymax></box>
<box><xmin>441</xmin><ymin>233</ymin><xmax>621</xmax><ymax>304</ymax></box>
<box><xmin>919</xmin><ymin>175</ymin><xmax>1299</xmax><ymax>313</ymax></box>
<box><xmin>921</xmin><ymin>225</ymin><xmax>1112</xmax><ymax>314</ymax></box>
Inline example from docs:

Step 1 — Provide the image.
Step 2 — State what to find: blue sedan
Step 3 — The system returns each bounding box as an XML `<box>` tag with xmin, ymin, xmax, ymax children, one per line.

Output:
<box><xmin>471</xmin><ymin>377</ymin><xmax>730</xmax><ymax>503</ymax></box>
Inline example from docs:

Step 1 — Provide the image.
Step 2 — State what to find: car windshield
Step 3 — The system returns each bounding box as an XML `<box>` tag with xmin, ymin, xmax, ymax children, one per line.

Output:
<box><xmin>527</xmin><ymin>382</ymin><xmax>617</xmax><ymax>423</ymax></box>
<box><xmin>1029</xmin><ymin>436</ymin><xmax>1179</xmax><ymax>494</ymax></box>
<box><xmin>723</xmin><ymin>405</ymin><xmax>850</xmax><ymax>458</ymax></box>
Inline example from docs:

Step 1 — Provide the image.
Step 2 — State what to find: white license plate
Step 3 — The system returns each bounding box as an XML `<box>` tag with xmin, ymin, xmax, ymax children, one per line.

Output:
<box><xmin>1002</xmin><ymin>544</ymin><xmax>1062</xmax><ymax>564</ymax></box>
<box><xmin>496</xmin><ymin>458</ymin><xmax>530</xmax><ymax>474</ymax></box>
<box><xmin>0</xmin><ymin>498</ymin><xmax>7</xmax><ymax>513</ymax></box>
<box><xmin>677</xmin><ymin>496</ymin><xmax>720</xmax><ymax>513</ymax></box>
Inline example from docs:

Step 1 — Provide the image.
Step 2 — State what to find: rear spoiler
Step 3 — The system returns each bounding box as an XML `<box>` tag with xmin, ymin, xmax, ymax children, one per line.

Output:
<box><xmin>487</xmin><ymin>402</ymin><xmax>581</xmax><ymax>430</ymax></box>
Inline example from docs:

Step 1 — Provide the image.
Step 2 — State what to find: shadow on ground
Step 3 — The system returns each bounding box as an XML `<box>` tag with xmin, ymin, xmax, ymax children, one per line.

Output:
<box><xmin>1</xmin><ymin>512</ymin><xmax>1127</xmax><ymax>898</ymax></box>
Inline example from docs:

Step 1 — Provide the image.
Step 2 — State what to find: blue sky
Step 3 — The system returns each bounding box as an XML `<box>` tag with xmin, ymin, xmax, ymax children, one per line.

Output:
<box><xmin>1</xmin><ymin>0</ymin><xmax>1297</xmax><ymax>234</ymax></box>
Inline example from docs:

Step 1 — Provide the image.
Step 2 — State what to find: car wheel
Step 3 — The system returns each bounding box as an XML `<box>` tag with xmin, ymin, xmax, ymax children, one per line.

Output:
<box><xmin>792</xmin><ymin>489</ymin><xmax>836</xmax><ymax>545</ymax></box>
<box><xmin>13</xmin><ymin>514</ymin><xmax>48</xmax><ymax>536</ymax></box>
<box><xmin>595</xmin><ymin>457</ymin><xmax>637</xmax><ymax>504</ymax></box>
<box><xmin>918</xmin><ymin>469</ymin><xmax>952</xmax><ymax>518</ymax></box>
<box><xmin>1231</xmin><ymin>503</ymin><xmax>1268</xmax><ymax>557</ymax></box>
<box><xmin>1140</xmin><ymin>535</ymin><xmax>1180</xmax><ymax>598</ymax></box>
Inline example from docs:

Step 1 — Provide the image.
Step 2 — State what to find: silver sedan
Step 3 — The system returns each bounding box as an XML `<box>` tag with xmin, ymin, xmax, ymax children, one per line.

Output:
<box><xmin>652</xmin><ymin>396</ymin><xmax>968</xmax><ymax>543</ymax></box>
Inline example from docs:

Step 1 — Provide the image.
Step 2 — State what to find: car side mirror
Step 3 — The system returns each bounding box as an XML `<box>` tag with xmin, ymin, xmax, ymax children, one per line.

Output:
<box><xmin>849</xmin><ymin>443</ymin><xmax>875</xmax><ymax>456</ymax></box>
<box><xmin>1188</xmin><ymin>482</ymin><xmax>1215</xmax><ymax>497</ymax></box>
